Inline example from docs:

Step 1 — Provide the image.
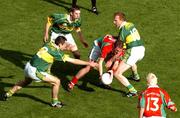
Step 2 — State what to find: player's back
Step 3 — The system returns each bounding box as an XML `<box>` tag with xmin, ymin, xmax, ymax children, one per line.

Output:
<box><xmin>142</xmin><ymin>86</ymin><xmax>167</xmax><ymax>117</ymax></box>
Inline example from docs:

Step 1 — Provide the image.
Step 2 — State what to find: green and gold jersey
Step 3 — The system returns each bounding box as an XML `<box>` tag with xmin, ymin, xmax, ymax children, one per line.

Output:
<box><xmin>30</xmin><ymin>42</ymin><xmax>69</xmax><ymax>72</ymax></box>
<box><xmin>47</xmin><ymin>13</ymin><xmax>81</xmax><ymax>34</ymax></box>
<box><xmin>118</xmin><ymin>22</ymin><xmax>143</xmax><ymax>49</ymax></box>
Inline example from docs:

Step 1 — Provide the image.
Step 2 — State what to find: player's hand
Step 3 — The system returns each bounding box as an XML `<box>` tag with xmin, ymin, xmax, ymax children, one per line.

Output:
<box><xmin>170</xmin><ymin>106</ymin><xmax>177</xmax><ymax>112</ymax></box>
<box><xmin>43</xmin><ymin>36</ymin><xmax>49</xmax><ymax>43</ymax></box>
<box><xmin>82</xmin><ymin>42</ymin><xmax>89</xmax><ymax>48</ymax></box>
<box><xmin>88</xmin><ymin>61</ymin><xmax>97</xmax><ymax>67</ymax></box>
<box><xmin>99</xmin><ymin>75</ymin><xmax>102</xmax><ymax>80</ymax></box>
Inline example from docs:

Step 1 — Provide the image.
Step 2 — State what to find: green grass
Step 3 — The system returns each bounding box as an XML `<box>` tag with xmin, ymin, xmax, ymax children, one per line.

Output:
<box><xmin>0</xmin><ymin>0</ymin><xmax>180</xmax><ymax>118</ymax></box>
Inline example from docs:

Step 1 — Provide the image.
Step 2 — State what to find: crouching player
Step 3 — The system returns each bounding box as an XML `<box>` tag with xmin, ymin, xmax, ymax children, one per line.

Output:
<box><xmin>138</xmin><ymin>73</ymin><xmax>177</xmax><ymax>118</ymax></box>
<box><xmin>105</xmin><ymin>39</ymin><xmax>124</xmax><ymax>73</ymax></box>
<box><xmin>68</xmin><ymin>35</ymin><xmax>118</xmax><ymax>90</ymax></box>
<box><xmin>2</xmin><ymin>36</ymin><xmax>95</xmax><ymax>108</ymax></box>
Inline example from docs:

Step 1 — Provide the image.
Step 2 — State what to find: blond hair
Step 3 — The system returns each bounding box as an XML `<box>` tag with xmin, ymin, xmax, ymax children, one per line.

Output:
<box><xmin>146</xmin><ymin>73</ymin><xmax>158</xmax><ymax>86</ymax></box>
<box><xmin>114</xmin><ymin>12</ymin><xmax>126</xmax><ymax>21</ymax></box>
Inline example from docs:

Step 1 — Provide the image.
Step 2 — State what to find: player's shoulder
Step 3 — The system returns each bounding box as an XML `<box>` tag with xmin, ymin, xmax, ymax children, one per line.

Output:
<box><xmin>159</xmin><ymin>88</ymin><xmax>169</xmax><ymax>95</ymax></box>
<box><xmin>125</xmin><ymin>22</ymin><xmax>135</xmax><ymax>30</ymax></box>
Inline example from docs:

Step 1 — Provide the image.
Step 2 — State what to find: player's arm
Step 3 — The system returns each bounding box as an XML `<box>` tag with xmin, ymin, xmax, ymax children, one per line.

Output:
<box><xmin>162</xmin><ymin>89</ymin><xmax>177</xmax><ymax>112</ymax></box>
<box><xmin>138</xmin><ymin>92</ymin><xmax>145</xmax><ymax>118</ymax></box>
<box><xmin>76</xmin><ymin>28</ymin><xmax>89</xmax><ymax>48</ymax></box>
<box><xmin>98</xmin><ymin>57</ymin><xmax>104</xmax><ymax>77</ymax></box>
<box><xmin>139</xmin><ymin>108</ymin><xmax>144</xmax><ymax>118</ymax></box>
<box><xmin>44</xmin><ymin>16</ymin><xmax>53</xmax><ymax>43</ymax></box>
<box><xmin>65</xmin><ymin>56</ymin><xmax>96</xmax><ymax>67</ymax></box>
<box><xmin>99</xmin><ymin>45</ymin><xmax>112</xmax><ymax>76</ymax></box>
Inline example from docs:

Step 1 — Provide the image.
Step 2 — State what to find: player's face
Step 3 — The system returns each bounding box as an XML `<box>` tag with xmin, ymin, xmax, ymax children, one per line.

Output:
<box><xmin>113</xmin><ymin>15</ymin><xmax>122</xmax><ymax>28</ymax></box>
<box><xmin>71</xmin><ymin>10</ymin><xmax>81</xmax><ymax>20</ymax></box>
<box><xmin>58</xmin><ymin>43</ymin><xmax>67</xmax><ymax>51</ymax></box>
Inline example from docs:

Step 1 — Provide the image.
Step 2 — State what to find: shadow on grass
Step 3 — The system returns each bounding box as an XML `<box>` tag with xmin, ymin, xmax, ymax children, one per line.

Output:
<box><xmin>43</xmin><ymin>0</ymin><xmax>93</xmax><ymax>13</ymax></box>
<box><xmin>13</xmin><ymin>93</ymin><xmax>50</xmax><ymax>105</ymax></box>
<box><xmin>0</xmin><ymin>48</ymin><xmax>32</xmax><ymax>69</ymax></box>
<box><xmin>51</xmin><ymin>61</ymin><xmax>126</xmax><ymax>95</ymax></box>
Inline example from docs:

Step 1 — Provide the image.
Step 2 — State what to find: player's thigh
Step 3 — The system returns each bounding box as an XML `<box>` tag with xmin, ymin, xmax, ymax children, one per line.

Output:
<box><xmin>123</xmin><ymin>46</ymin><xmax>145</xmax><ymax>66</ymax></box>
<box><xmin>116</xmin><ymin>61</ymin><xmax>131</xmax><ymax>75</ymax></box>
<box><xmin>24</xmin><ymin>62</ymin><xmax>42</xmax><ymax>82</ymax></box>
<box><xmin>24</xmin><ymin>62</ymin><xmax>49</xmax><ymax>82</ymax></box>
<box><xmin>42</xmin><ymin>74</ymin><xmax>60</xmax><ymax>85</ymax></box>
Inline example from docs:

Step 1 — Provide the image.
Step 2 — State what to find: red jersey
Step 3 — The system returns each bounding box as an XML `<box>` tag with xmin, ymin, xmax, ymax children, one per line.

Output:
<box><xmin>94</xmin><ymin>35</ymin><xmax>116</xmax><ymax>58</ymax></box>
<box><xmin>138</xmin><ymin>85</ymin><xmax>176</xmax><ymax>117</ymax></box>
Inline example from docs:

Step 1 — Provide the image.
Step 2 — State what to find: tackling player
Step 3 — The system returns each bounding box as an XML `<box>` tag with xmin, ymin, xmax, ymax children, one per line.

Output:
<box><xmin>138</xmin><ymin>73</ymin><xmax>177</xmax><ymax>118</ymax></box>
<box><xmin>68</xmin><ymin>35</ymin><xmax>119</xmax><ymax>90</ymax></box>
<box><xmin>2</xmin><ymin>36</ymin><xmax>95</xmax><ymax>108</ymax></box>
<box><xmin>113</xmin><ymin>12</ymin><xmax>145</xmax><ymax>97</ymax></box>
<box><xmin>43</xmin><ymin>7</ymin><xmax>88</xmax><ymax>59</ymax></box>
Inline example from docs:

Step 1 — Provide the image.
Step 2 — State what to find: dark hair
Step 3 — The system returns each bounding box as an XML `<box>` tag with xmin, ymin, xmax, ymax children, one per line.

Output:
<box><xmin>55</xmin><ymin>36</ymin><xmax>67</xmax><ymax>45</ymax></box>
<box><xmin>69</xmin><ymin>6</ymin><xmax>80</xmax><ymax>13</ymax></box>
<box><xmin>114</xmin><ymin>39</ymin><xmax>123</xmax><ymax>49</ymax></box>
<box><xmin>114</xmin><ymin>12</ymin><xmax>126</xmax><ymax>21</ymax></box>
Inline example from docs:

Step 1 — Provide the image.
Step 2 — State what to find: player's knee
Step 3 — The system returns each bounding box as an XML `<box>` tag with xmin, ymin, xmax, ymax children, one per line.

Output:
<box><xmin>72</xmin><ymin>50</ymin><xmax>81</xmax><ymax>59</ymax></box>
<box><xmin>114</xmin><ymin>71</ymin><xmax>122</xmax><ymax>78</ymax></box>
<box><xmin>55</xmin><ymin>78</ymin><xmax>60</xmax><ymax>85</ymax></box>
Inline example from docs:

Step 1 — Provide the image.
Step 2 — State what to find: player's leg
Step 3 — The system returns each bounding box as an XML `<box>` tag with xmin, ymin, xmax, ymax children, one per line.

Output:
<box><xmin>2</xmin><ymin>62</ymin><xmax>35</xmax><ymax>100</ymax></box>
<box><xmin>68</xmin><ymin>65</ymin><xmax>92</xmax><ymax>89</ymax></box>
<box><xmin>130</xmin><ymin>64</ymin><xmax>140</xmax><ymax>81</ymax></box>
<box><xmin>114</xmin><ymin>61</ymin><xmax>137</xmax><ymax>97</ymax></box>
<box><xmin>91</xmin><ymin>0</ymin><xmax>98</xmax><ymax>14</ymax></box>
<box><xmin>114</xmin><ymin>48</ymin><xmax>139</xmax><ymax>97</ymax></box>
<box><xmin>2</xmin><ymin>77</ymin><xmax>32</xmax><ymax>100</ymax></box>
<box><xmin>72</xmin><ymin>0</ymin><xmax>77</xmax><ymax>8</ymax></box>
<box><xmin>42</xmin><ymin>74</ymin><xmax>62</xmax><ymax>108</ymax></box>
<box><xmin>129</xmin><ymin>46</ymin><xmax>145</xmax><ymax>81</ymax></box>
<box><xmin>69</xmin><ymin>45</ymin><xmax>100</xmax><ymax>90</ymax></box>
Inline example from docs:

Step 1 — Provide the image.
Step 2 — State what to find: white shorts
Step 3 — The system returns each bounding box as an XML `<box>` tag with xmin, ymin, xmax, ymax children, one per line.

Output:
<box><xmin>89</xmin><ymin>45</ymin><xmax>101</xmax><ymax>61</ymax></box>
<box><xmin>50</xmin><ymin>31</ymin><xmax>78</xmax><ymax>50</ymax></box>
<box><xmin>24</xmin><ymin>62</ymin><xmax>50</xmax><ymax>82</ymax></box>
<box><xmin>124</xmin><ymin>46</ymin><xmax>145</xmax><ymax>66</ymax></box>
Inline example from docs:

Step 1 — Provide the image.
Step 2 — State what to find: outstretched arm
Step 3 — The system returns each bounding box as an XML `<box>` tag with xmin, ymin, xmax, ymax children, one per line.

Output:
<box><xmin>66</xmin><ymin>57</ymin><xmax>96</xmax><ymax>67</ymax></box>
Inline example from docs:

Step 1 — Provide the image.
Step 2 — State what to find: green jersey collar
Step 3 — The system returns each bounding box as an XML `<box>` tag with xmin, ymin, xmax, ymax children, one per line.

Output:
<box><xmin>67</xmin><ymin>14</ymin><xmax>72</xmax><ymax>23</ymax></box>
<box><xmin>119</xmin><ymin>21</ymin><xmax>127</xmax><ymax>29</ymax></box>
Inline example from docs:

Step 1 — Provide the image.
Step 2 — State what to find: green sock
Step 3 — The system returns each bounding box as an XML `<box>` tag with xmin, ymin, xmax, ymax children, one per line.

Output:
<box><xmin>127</xmin><ymin>84</ymin><xmax>137</xmax><ymax>93</ymax></box>
<box><xmin>52</xmin><ymin>98</ymin><xmax>59</xmax><ymax>104</ymax></box>
<box><xmin>132</xmin><ymin>71</ymin><xmax>140</xmax><ymax>80</ymax></box>
<box><xmin>6</xmin><ymin>90</ymin><xmax>14</xmax><ymax>97</ymax></box>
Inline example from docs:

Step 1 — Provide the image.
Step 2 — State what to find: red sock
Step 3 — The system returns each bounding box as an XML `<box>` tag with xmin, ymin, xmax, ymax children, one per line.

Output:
<box><xmin>71</xmin><ymin>76</ymin><xmax>78</xmax><ymax>85</ymax></box>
